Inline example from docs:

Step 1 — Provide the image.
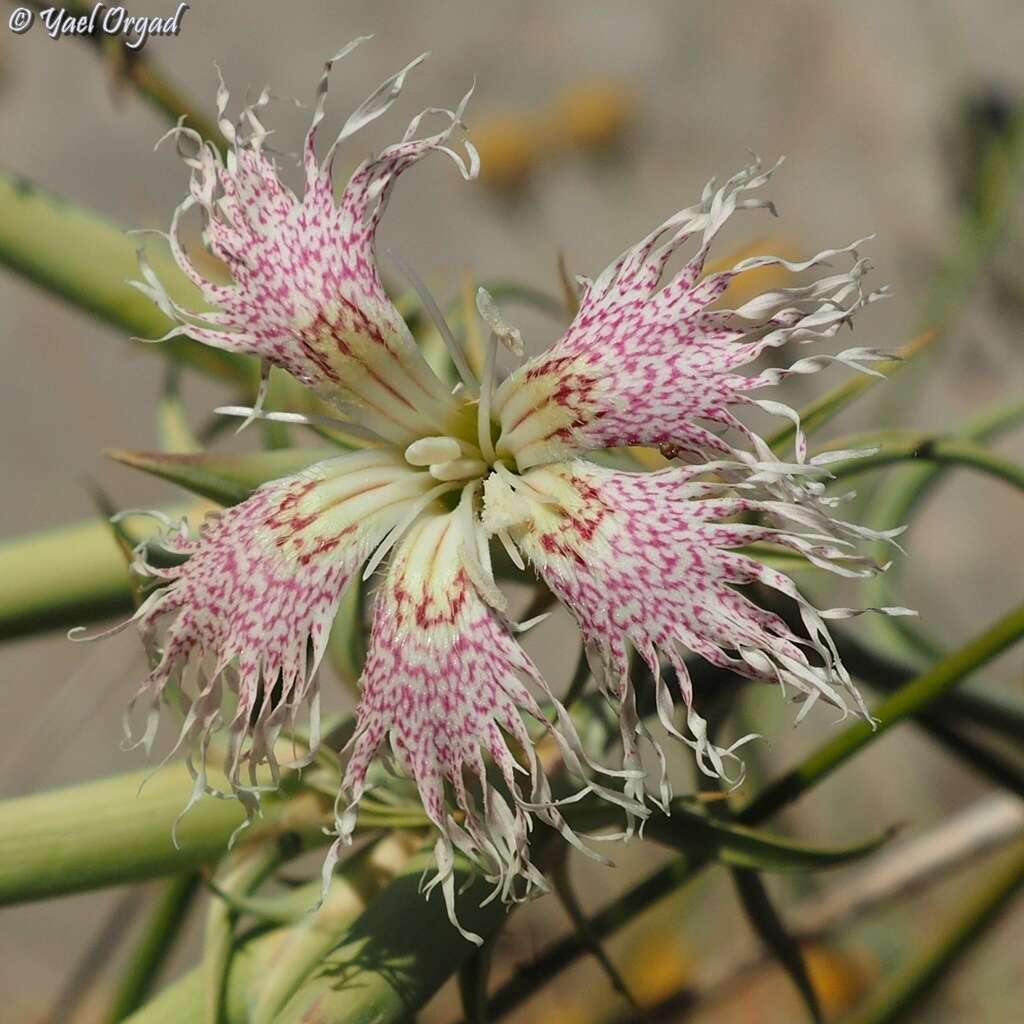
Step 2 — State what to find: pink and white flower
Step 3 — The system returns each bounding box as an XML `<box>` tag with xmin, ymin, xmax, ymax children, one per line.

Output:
<box><xmin>105</xmin><ymin>43</ymin><xmax>911</xmax><ymax>939</ymax></box>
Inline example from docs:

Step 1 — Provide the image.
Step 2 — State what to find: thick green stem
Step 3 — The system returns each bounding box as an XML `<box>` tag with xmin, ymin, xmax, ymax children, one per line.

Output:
<box><xmin>0</xmin><ymin>173</ymin><xmax>249</xmax><ymax>382</ymax></box>
<box><xmin>0</xmin><ymin>765</ymin><xmax>329</xmax><ymax>905</ymax></box>
<box><xmin>0</xmin><ymin>506</ymin><xmax>199</xmax><ymax>642</ymax></box>
<box><xmin>124</xmin><ymin>845</ymin><xmax>489</xmax><ymax>1024</ymax></box>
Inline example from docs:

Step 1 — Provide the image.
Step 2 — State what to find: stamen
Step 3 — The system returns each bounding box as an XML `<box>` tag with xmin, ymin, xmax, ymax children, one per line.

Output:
<box><xmin>214</xmin><ymin>405</ymin><xmax>388</xmax><ymax>446</ymax></box>
<box><xmin>232</xmin><ymin>362</ymin><xmax>272</xmax><ymax>435</ymax></box>
<box><xmin>429</xmin><ymin>457</ymin><xmax>488</xmax><ymax>482</ymax></box>
<box><xmin>405</xmin><ymin>436</ymin><xmax>464</xmax><ymax>466</ymax></box>
<box><xmin>494</xmin><ymin>460</ymin><xmax>556</xmax><ymax>505</ymax></box>
<box><xmin>386</xmin><ymin>249</ymin><xmax>479</xmax><ymax>394</ymax></box>
<box><xmin>475</xmin><ymin>287</ymin><xmax>523</xmax><ymax>465</ymax></box>
<box><xmin>475</xmin><ymin>287</ymin><xmax>524</xmax><ymax>356</ymax></box>
<box><xmin>477</xmin><ymin>327</ymin><xmax>499</xmax><ymax>463</ymax></box>
<box><xmin>496</xmin><ymin>528</ymin><xmax>525</xmax><ymax>570</ymax></box>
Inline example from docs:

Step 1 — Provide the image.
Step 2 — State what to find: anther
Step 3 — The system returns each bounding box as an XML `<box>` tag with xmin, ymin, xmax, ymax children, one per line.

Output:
<box><xmin>429</xmin><ymin>457</ymin><xmax>488</xmax><ymax>482</ymax></box>
<box><xmin>405</xmin><ymin>436</ymin><xmax>464</xmax><ymax>466</ymax></box>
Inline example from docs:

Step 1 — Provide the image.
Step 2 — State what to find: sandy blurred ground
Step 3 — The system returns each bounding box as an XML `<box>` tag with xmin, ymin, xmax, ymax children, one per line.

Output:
<box><xmin>1</xmin><ymin>1</ymin><xmax>1023</xmax><ymax>1021</ymax></box>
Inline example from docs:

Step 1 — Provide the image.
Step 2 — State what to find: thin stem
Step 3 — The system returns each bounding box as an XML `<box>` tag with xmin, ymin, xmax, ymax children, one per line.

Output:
<box><xmin>486</xmin><ymin>602</ymin><xmax>1024</xmax><ymax>1019</ymax></box>
<box><xmin>13</xmin><ymin>0</ymin><xmax>226</xmax><ymax>149</ymax></box>
<box><xmin>826</xmin><ymin>436</ymin><xmax>1024</xmax><ymax>492</ymax></box>
<box><xmin>766</xmin><ymin>331</ymin><xmax>937</xmax><ymax>455</ymax></box>
<box><xmin>842</xmin><ymin>839</ymin><xmax>1024</xmax><ymax>1024</ymax></box>
<box><xmin>104</xmin><ymin>873</ymin><xmax>201</xmax><ymax>1023</ymax></box>
<box><xmin>833</xmin><ymin>627</ymin><xmax>1024</xmax><ymax>739</ymax></box>
<box><xmin>738</xmin><ymin>600</ymin><xmax>1024</xmax><ymax>824</ymax></box>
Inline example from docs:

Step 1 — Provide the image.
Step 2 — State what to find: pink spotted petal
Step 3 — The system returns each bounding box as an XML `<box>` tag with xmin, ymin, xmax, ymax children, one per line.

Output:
<box><xmin>494</xmin><ymin>158</ymin><xmax>889</xmax><ymax>470</ymax></box>
<box><xmin>117</xmin><ymin>450</ymin><xmax>437</xmax><ymax>819</ymax></box>
<box><xmin>135</xmin><ymin>42</ymin><xmax>478</xmax><ymax>445</ymax></box>
<box><xmin>334</xmin><ymin>494</ymin><xmax>637</xmax><ymax>942</ymax></box>
<box><xmin>483</xmin><ymin>460</ymin><xmax>899</xmax><ymax>806</ymax></box>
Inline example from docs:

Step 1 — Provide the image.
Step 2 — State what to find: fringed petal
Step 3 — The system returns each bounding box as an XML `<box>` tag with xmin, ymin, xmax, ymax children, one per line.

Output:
<box><xmin>116</xmin><ymin>450</ymin><xmax>438</xmax><ymax>825</ymax></box>
<box><xmin>332</xmin><ymin>489</ymin><xmax>640</xmax><ymax>942</ymax></box>
<box><xmin>482</xmin><ymin>460</ymin><xmax>906</xmax><ymax>806</ymax></box>
<box><xmin>493</xmin><ymin>157</ymin><xmax>889</xmax><ymax>469</ymax></box>
<box><xmin>137</xmin><ymin>41</ymin><xmax>478</xmax><ymax>445</ymax></box>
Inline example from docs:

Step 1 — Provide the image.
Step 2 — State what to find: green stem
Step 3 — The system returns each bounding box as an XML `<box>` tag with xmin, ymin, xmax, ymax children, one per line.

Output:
<box><xmin>0</xmin><ymin>173</ymin><xmax>249</xmax><ymax>383</ymax></box>
<box><xmin>842</xmin><ymin>840</ymin><xmax>1024</xmax><ymax>1024</ymax></box>
<box><xmin>0</xmin><ymin>504</ymin><xmax>197</xmax><ymax>642</ymax></box>
<box><xmin>105</xmin><ymin>873</ymin><xmax>202</xmax><ymax>1023</ymax></box>
<box><xmin>487</xmin><ymin>602</ymin><xmax>1024</xmax><ymax>1019</ymax></box>
<box><xmin>0</xmin><ymin>766</ymin><xmax>329</xmax><ymax>906</ymax></box>
<box><xmin>739</xmin><ymin>600</ymin><xmax>1024</xmax><ymax>824</ymax></box>
<box><xmin>766</xmin><ymin>331</ymin><xmax>936</xmax><ymax>455</ymax></box>
<box><xmin>833</xmin><ymin>627</ymin><xmax>1024</xmax><ymax>739</ymax></box>
<box><xmin>203</xmin><ymin>841</ymin><xmax>296</xmax><ymax>1024</ymax></box>
<box><xmin>827</xmin><ymin>436</ymin><xmax>1024</xmax><ymax>492</ymax></box>
<box><xmin>124</xmin><ymin>845</ymin><xmax>476</xmax><ymax>1024</ymax></box>
<box><xmin>15</xmin><ymin>0</ymin><xmax>226</xmax><ymax>149</ymax></box>
<box><xmin>864</xmin><ymin>398</ymin><xmax>1024</xmax><ymax>659</ymax></box>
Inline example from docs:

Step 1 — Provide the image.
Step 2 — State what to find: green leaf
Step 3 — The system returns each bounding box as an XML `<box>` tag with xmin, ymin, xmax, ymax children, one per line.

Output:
<box><xmin>641</xmin><ymin>804</ymin><xmax>894</xmax><ymax>872</ymax></box>
<box><xmin>105</xmin><ymin>447</ymin><xmax>338</xmax><ymax>506</ymax></box>
<box><xmin>0</xmin><ymin>173</ymin><xmax>251</xmax><ymax>384</ymax></box>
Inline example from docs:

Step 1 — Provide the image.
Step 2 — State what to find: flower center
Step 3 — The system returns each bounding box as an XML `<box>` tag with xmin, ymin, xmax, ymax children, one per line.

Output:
<box><xmin>404</xmin><ymin>434</ymin><xmax>489</xmax><ymax>482</ymax></box>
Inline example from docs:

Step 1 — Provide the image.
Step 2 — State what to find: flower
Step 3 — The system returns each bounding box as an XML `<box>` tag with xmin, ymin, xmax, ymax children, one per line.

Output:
<box><xmin>101</xmin><ymin>42</ymin><xmax>911</xmax><ymax>940</ymax></box>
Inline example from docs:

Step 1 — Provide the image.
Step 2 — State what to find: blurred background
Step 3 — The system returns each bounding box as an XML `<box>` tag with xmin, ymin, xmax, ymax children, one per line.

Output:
<box><xmin>1</xmin><ymin>1</ymin><xmax>1023</xmax><ymax>1021</ymax></box>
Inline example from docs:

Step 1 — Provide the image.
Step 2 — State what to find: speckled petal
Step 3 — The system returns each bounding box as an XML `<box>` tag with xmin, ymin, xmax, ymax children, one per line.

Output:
<box><xmin>135</xmin><ymin>41</ymin><xmax>478</xmax><ymax>444</ymax></box>
<box><xmin>334</xmin><ymin>491</ymin><xmax>634</xmax><ymax>941</ymax></box>
<box><xmin>483</xmin><ymin>460</ymin><xmax>902</xmax><ymax>806</ymax></box>
<box><xmin>494</xmin><ymin>158</ymin><xmax>889</xmax><ymax>469</ymax></box>
<box><xmin>120</xmin><ymin>450</ymin><xmax>437</xmax><ymax>820</ymax></box>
